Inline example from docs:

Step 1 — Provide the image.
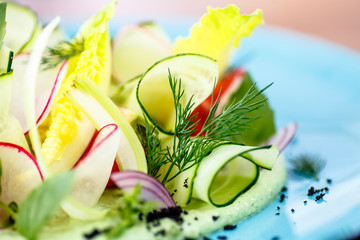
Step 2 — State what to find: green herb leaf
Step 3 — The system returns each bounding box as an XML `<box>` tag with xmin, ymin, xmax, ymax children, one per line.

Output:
<box><xmin>41</xmin><ymin>37</ymin><xmax>84</xmax><ymax>69</ymax></box>
<box><xmin>0</xmin><ymin>2</ymin><xmax>6</xmax><ymax>49</ymax></box>
<box><xmin>105</xmin><ymin>185</ymin><xmax>157</xmax><ymax>238</ymax></box>
<box><xmin>225</xmin><ymin>72</ymin><xmax>276</xmax><ymax>145</ymax></box>
<box><xmin>17</xmin><ymin>171</ymin><xmax>75</xmax><ymax>240</ymax></box>
<box><xmin>143</xmin><ymin>71</ymin><xmax>273</xmax><ymax>184</ymax></box>
<box><xmin>289</xmin><ymin>153</ymin><xmax>326</xmax><ymax>180</ymax></box>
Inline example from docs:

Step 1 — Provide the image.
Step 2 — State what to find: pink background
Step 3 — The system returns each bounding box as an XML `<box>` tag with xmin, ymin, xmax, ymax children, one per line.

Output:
<box><xmin>15</xmin><ymin>0</ymin><xmax>360</xmax><ymax>52</ymax></box>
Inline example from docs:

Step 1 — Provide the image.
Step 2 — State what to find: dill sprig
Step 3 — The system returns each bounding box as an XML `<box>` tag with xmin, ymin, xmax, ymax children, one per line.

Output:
<box><xmin>41</xmin><ymin>38</ymin><xmax>84</xmax><ymax>69</ymax></box>
<box><xmin>289</xmin><ymin>153</ymin><xmax>326</xmax><ymax>180</ymax></box>
<box><xmin>142</xmin><ymin>71</ymin><xmax>271</xmax><ymax>184</ymax></box>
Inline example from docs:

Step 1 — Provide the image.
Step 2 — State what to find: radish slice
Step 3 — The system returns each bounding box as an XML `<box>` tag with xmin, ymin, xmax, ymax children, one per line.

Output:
<box><xmin>0</xmin><ymin>142</ymin><xmax>43</xmax><ymax>220</ymax></box>
<box><xmin>10</xmin><ymin>53</ymin><xmax>68</xmax><ymax>133</ymax></box>
<box><xmin>263</xmin><ymin>122</ymin><xmax>297</xmax><ymax>152</ymax></box>
<box><xmin>61</xmin><ymin>123</ymin><xmax>120</xmax><ymax>220</ymax></box>
<box><xmin>111</xmin><ymin>170</ymin><xmax>176</xmax><ymax>209</ymax></box>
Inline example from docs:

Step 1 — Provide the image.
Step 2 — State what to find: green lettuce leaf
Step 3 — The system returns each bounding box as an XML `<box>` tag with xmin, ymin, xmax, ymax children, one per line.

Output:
<box><xmin>227</xmin><ymin>72</ymin><xmax>276</xmax><ymax>145</ymax></box>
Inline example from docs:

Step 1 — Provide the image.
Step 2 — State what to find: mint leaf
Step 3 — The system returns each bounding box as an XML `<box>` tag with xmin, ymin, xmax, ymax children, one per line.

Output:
<box><xmin>227</xmin><ymin>72</ymin><xmax>276</xmax><ymax>145</ymax></box>
<box><xmin>0</xmin><ymin>2</ymin><xmax>7</xmax><ymax>49</ymax></box>
<box><xmin>17</xmin><ymin>171</ymin><xmax>75</xmax><ymax>240</ymax></box>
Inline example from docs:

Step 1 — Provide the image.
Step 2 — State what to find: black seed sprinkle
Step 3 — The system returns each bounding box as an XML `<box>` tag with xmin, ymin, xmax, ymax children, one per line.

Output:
<box><xmin>194</xmin><ymin>217</ymin><xmax>198</xmax><ymax>221</ymax></box>
<box><xmin>291</xmin><ymin>209</ymin><xmax>295</xmax><ymax>213</ymax></box>
<box><xmin>304</xmin><ymin>200</ymin><xmax>308</xmax><ymax>205</ymax></box>
<box><xmin>224</xmin><ymin>225</ymin><xmax>237</xmax><ymax>231</ymax></box>
<box><xmin>277</xmin><ymin>206</ymin><xmax>280</xmax><ymax>210</ymax></box>
<box><xmin>279</xmin><ymin>194</ymin><xmax>286</xmax><ymax>203</ymax></box>
<box><xmin>212</xmin><ymin>216</ymin><xmax>219</xmax><ymax>221</ymax></box>
<box><xmin>146</xmin><ymin>206</ymin><xmax>184</xmax><ymax>224</ymax></box>
<box><xmin>154</xmin><ymin>229</ymin><xmax>166</xmax><ymax>237</ymax></box>
<box><xmin>281</xmin><ymin>187</ymin><xmax>287</xmax><ymax>192</ymax></box>
<box><xmin>174</xmin><ymin>189</ymin><xmax>177</xmax><ymax>192</ymax></box>
<box><xmin>327</xmin><ymin>178</ymin><xmax>332</xmax><ymax>184</ymax></box>
<box><xmin>83</xmin><ymin>229</ymin><xmax>102</xmax><ymax>239</ymax></box>
<box><xmin>183</xmin><ymin>211</ymin><xmax>188</xmax><ymax>215</ymax></box>
<box><xmin>203</xmin><ymin>237</ymin><xmax>211</xmax><ymax>240</ymax></box>
<box><xmin>315</xmin><ymin>193</ymin><xmax>325</xmax><ymax>201</ymax></box>
<box><xmin>184</xmin><ymin>178</ymin><xmax>189</xmax><ymax>188</ymax></box>
<box><xmin>272</xmin><ymin>237</ymin><xmax>280</xmax><ymax>240</ymax></box>
<box><xmin>275</xmin><ymin>213</ymin><xmax>280</xmax><ymax>216</ymax></box>
<box><xmin>218</xmin><ymin>236</ymin><xmax>227</xmax><ymax>240</ymax></box>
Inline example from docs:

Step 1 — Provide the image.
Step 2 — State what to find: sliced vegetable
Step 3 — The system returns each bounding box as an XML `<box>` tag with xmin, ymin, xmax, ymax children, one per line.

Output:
<box><xmin>67</xmin><ymin>78</ymin><xmax>147</xmax><ymax>173</ymax></box>
<box><xmin>192</xmin><ymin>144</ymin><xmax>279</xmax><ymax>207</ymax></box>
<box><xmin>112</xmin><ymin>22</ymin><xmax>172</xmax><ymax>83</ymax></box>
<box><xmin>3</xmin><ymin>1</ymin><xmax>41</xmax><ymax>54</ymax></box>
<box><xmin>68</xmin><ymin>124</ymin><xmax>120</xmax><ymax>209</ymax></box>
<box><xmin>136</xmin><ymin>53</ymin><xmax>218</xmax><ymax>134</ymax></box>
<box><xmin>0</xmin><ymin>142</ymin><xmax>43</xmax><ymax>221</ymax></box>
<box><xmin>10</xmin><ymin>53</ymin><xmax>68</xmax><ymax>133</ymax></box>
<box><xmin>263</xmin><ymin>122</ymin><xmax>297</xmax><ymax>152</ymax></box>
<box><xmin>41</xmin><ymin>1</ymin><xmax>114</xmax><ymax>166</ymax></box>
<box><xmin>111</xmin><ymin>170</ymin><xmax>176</xmax><ymax>209</ymax></box>
<box><xmin>173</xmin><ymin>5</ymin><xmax>263</xmax><ymax>76</ymax></box>
<box><xmin>23</xmin><ymin>17</ymin><xmax>61</xmax><ymax>178</ymax></box>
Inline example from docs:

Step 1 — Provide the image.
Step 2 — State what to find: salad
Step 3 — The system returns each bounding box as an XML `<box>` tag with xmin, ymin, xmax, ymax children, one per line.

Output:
<box><xmin>0</xmin><ymin>1</ymin><xmax>296</xmax><ymax>239</ymax></box>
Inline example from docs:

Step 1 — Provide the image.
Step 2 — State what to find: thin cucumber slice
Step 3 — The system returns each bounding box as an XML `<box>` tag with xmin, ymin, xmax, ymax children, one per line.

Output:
<box><xmin>161</xmin><ymin>163</ymin><xmax>198</xmax><ymax>206</ymax></box>
<box><xmin>0</xmin><ymin>45</ymin><xmax>13</xmax><ymax>73</ymax></box>
<box><xmin>193</xmin><ymin>144</ymin><xmax>279</xmax><ymax>207</ymax></box>
<box><xmin>136</xmin><ymin>53</ymin><xmax>218</xmax><ymax>134</ymax></box>
<box><xmin>3</xmin><ymin>1</ymin><xmax>41</xmax><ymax>54</ymax></box>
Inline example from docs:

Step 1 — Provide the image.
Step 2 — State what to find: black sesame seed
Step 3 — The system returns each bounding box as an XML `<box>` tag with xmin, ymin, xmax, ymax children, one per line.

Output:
<box><xmin>194</xmin><ymin>217</ymin><xmax>198</xmax><ymax>221</ymax></box>
<box><xmin>281</xmin><ymin>187</ymin><xmax>287</xmax><ymax>192</ymax></box>
<box><xmin>83</xmin><ymin>229</ymin><xmax>101</xmax><ymax>239</ymax></box>
<box><xmin>203</xmin><ymin>237</ymin><xmax>211</xmax><ymax>240</ymax></box>
<box><xmin>315</xmin><ymin>193</ymin><xmax>325</xmax><ymax>201</ymax></box>
<box><xmin>279</xmin><ymin>194</ymin><xmax>286</xmax><ymax>203</ymax></box>
<box><xmin>212</xmin><ymin>216</ymin><xmax>219</xmax><ymax>221</ymax></box>
<box><xmin>218</xmin><ymin>236</ymin><xmax>227</xmax><ymax>240</ymax></box>
<box><xmin>327</xmin><ymin>178</ymin><xmax>332</xmax><ymax>184</ymax></box>
<box><xmin>154</xmin><ymin>229</ymin><xmax>166</xmax><ymax>237</ymax></box>
<box><xmin>277</xmin><ymin>206</ymin><xmax>280</xmax><ymax>210</ymax></box>
<box><xmin>304</xmin><ymin>200</ymin><xmax>308</xmax><ymax>205</ymax></box>
<box><xmin>224</xmin><ymin>225</ymin><xmax>237</xmax><ymax>231</ymax></box>
<box><xmin>291</xmin><ymin>209</ymin><xmax>295</xmax><ymax>213</ymax></box>
<box><xmin>275</xmin><ymin>213</ymin><xmax>280</xmax><ymax>216</ymax></box>
<box><xmin>272</xmin><ymin>236</ymin><xmax>280</xmax><ymax>240</ymax></box>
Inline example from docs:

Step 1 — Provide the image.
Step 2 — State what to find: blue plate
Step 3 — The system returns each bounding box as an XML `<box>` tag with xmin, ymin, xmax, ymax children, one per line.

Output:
<box><xmin>64</xmin><ymin>20</ymin><xmax>360</xmax><ymax>239</ymax></box>
<box><xmin>205</xmin><ymin>26</ymin><xmax>360</xmax><ymax>240</ymax></box>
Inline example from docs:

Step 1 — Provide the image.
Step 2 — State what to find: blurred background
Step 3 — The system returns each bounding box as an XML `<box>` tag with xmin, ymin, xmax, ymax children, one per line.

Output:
<box><xmin>13</xmin><ymin>0</ymin><xmax>360</xmax><ymax>52</ymax></box>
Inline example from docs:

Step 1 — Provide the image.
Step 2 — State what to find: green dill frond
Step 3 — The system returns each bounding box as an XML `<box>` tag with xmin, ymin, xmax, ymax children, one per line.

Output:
<box><xmin>141</xmin><ymin>71</ymin><xmax>272</xmax><ymax>184</ymax></box>
<box><xmin>289</xmin><ymin>153</ymin><xmax>326</xmax><ymax>180</ymax></box>
<box><xmin>41</xmin><ymin>37</ymin><xmax>84</xmax><ymax>69</ymax></box>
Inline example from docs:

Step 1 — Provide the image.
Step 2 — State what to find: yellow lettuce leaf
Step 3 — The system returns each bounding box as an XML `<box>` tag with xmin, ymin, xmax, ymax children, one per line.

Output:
<box><xmin>173</xmin><ymin>5</ymin><xmax>263</xmax><ymax>75</ymax></box>
<box><xmin>41</xmin><ymin>2</ymin><xmax>115</xmax><ymax>166</ymax></box>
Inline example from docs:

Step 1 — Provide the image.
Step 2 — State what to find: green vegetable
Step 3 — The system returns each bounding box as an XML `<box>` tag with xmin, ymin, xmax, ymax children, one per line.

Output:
<box><xmin>226</xmin><ymin>72</ymin><xmax>276</xmax><ymax>145</ymax></box>
<box><xmin>41</xmin><ymin>37</ymin><xmax>85</xmax><ymax>69</ymax></box>
<box><xmin>106</xmin><ymin>185</ymin><xmax>157</xmax><ymax>238</ymax></box>
<box><xmin>0</xmin><ymin>2</ymin><xmax>6</xmax><ymax>49</ymax></box>
<box><xmin>17</xmin><ymin>171</ymin><xmax>75</xmax><ymax>240</ymax></box>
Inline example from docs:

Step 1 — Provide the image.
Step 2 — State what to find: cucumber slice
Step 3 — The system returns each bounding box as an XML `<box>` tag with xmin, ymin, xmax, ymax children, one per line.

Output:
<box><xmin>0</xmin><ymin>45</ymin><xmax>13</xmax><ymax>74</ymax></box>
<box><xmin>136</xmin><ymin>53</ymin><xmax>218</xmax><ymax>134</ymax></box>
<box><xmin>3</xmin><ymin>1</ymin><xmax>41</xmax><ymax>54</ymax></box>
<box><xmin>192</xmin><ymin>144</ymin><xmax>279</xmax><ymax>207</ymax></box>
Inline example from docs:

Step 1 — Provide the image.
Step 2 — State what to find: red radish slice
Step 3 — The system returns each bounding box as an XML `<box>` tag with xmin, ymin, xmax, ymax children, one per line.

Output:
<box><xmin>111</xmin><ymin>170</ymin><xmax>176</xmax><ymax>209</ymax></box>
<box><xmin>263</xmin><ymin>122</ymin><xmax>297</xmax><ymax>152</ymax></box>
<box><xmin>190</xmin><ymin>67</ymin><xmax>245</xmax><ymax>135</ymax></box>
<box><xmin>0</xmin><ymin>142</ymin><xmax>43</xmax><ymax>220</ymax></box>
<box><xmin>10</xmin><ymin>53</ymin><xmax>68</xmax><ymax>133</ymax></box>
<box><xmin>67</xmin><ymin>123</ymin><xmax>121</xmax><ymax>209</ymax></box>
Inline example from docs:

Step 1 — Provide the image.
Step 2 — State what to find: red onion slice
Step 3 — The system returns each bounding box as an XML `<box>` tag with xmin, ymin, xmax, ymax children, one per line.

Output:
<box><xmin>111</xmin><ymin>170</ymin><xmax>176</xmax><ymax>209</ymax></box>
<box><xmin>263</xmin><ymin>122</ymin><xmax>297</xmax><ymax>152</ymax></box>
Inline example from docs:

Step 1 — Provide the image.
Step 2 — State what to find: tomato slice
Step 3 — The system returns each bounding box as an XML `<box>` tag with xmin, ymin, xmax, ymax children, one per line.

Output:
<box><xmin>190</xmin><ymin>67</ymin><xmax>245</xmax><ymax>135</ymax></box>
